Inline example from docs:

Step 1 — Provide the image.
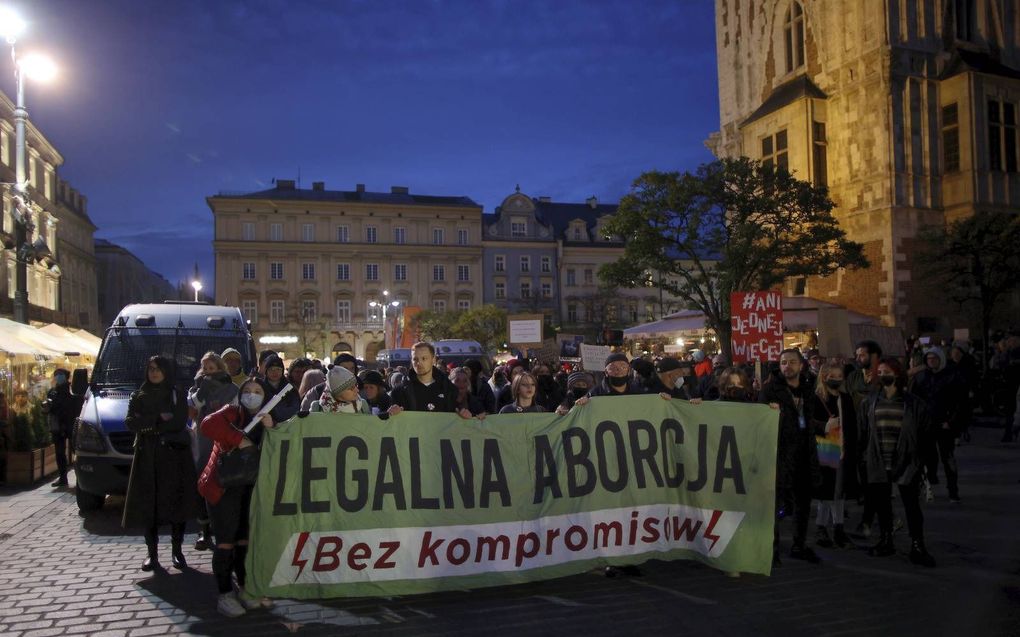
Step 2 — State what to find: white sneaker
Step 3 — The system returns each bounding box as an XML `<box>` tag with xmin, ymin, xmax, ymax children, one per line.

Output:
<box><xmin>238</xmin><ymin>587</ymin><xmax>275</xmax><ymax>610</ymax></box>
<box><xmin>217</xmin><ymin>592</ymin><xmax>247</xmax><ymax>618</ymax></box>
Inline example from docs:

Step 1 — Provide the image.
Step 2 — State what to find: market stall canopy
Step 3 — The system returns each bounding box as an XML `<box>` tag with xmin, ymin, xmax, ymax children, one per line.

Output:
<box><xmin>38</xmin><ymin>323</ymin><xmax>100</xmax><ymax>358</ymax></box>
<box><xmin>623</xmin><ymin>297</ymin><xmax>880</xmax><ymax>339</ymax></box>
<box><xmin>0</xmin><ymin>318</ymin><xmax>67</xmax><ymax>359</ymax></box>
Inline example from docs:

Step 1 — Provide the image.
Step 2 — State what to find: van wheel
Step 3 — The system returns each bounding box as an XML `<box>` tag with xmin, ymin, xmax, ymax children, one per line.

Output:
<box><xmin>75</xmin><ymin>486</ymin><xmax>105</xmax><ymax>514</ymax></box>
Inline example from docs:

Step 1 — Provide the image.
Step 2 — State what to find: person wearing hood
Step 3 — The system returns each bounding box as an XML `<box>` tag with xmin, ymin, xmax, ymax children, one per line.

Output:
<box><xmin>260</xmin><ymin>355</ymin><xmax>300</xmax><ymax>423</ymax></box>
<box><xmin>494</xmin><ymin>359</ymin><xmax>527</xmax><ymax>411</ymax></box>
<box><xmin>220</xmin><ymin>348</ymin><xmax>248</xmax><ymax>387</ymax></box>
<box><xmin>759</xmin><ymin>349</ymin><xmax>822</xmax><ymax>566</ymax></box>
<box><xmin>388</xmin><ymin>342</ymin><xmax>471</xmax><ymax>418</ymax></box>
<box><xmin>43</xmin><ymin>367</ymin><xmax>81</xmax><ymax>488</ymax></box>
<box><xmin>463</xmin><ymin>359</ymin><xmax>496</xmax><ymax>414</ymax></box>
<box><xmin>122</xmin><ymin>356</ymin><xmax>196</xmax><ymax>572</ymax></box>
<box><xmin>644</xmin><ymin>357</ymin><xmax>698</xmax><ymax>400</ymax></box>
<box><xmin>555</xmin><ymin>371</ymin><xmax>595</xmax><ymax>415</ymax></box>
<box><xmin>311</xmin><ymin>365</ymin><xmax>370</xmax><ymax>414</ymax></box>
<box><xmin>187</xmin><ymin>352</ymin><xmax>239</xmax><ymax>551</ymax></box>
<box><xmin>388</xmin><ymin>371</ymin><xmax>408</xmax><ymax>392</ymax></box>
<box><xmin>531</xmin><ymin>361</ymin><xmax>563</xmax><ymax>412</ymax></box>
<box><xmin>692</xmin><ymin>349</ymin><xmax>713</xmax><ymax>378</ymax></box>
<box><xmin>909</xmin><ymin>346</ymin><xmax>964</xmax><ymax>502</ymax></box>
<box><xmin>359</xmin><ymin>370</ymin><xmax>392</xmax><ymax>417</ymax></box>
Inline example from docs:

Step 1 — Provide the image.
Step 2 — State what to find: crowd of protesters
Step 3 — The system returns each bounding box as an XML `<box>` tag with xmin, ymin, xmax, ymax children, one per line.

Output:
<box><xmin>110</xmin><ymin>330</ymin><xmax>1020</xmax><ymax>617</ymax></box>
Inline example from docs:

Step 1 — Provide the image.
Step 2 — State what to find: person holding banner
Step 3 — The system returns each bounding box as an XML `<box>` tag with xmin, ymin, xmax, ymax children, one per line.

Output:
<box><xmin>554</xmin><ymin>371</ymin><xmax>595</xmax><ymax>415</ymax></box>
<box><xmin>450</xmin><ymin>368</ymin><xmax>486</xmax><ymax>416</ymax></box>
<box><xmin>261</xmin><ymin>356</ymin><xmax>300</xmax><ymax>423</ymax></box>
<box><xmin>808</xmin><ymin>361</ymin><xmax>858</xmax><ymax>549</ymax></box>
<box><xmin>585</xmin><ymin>353</ymin><xmax>647</xmax><ymax>397</ymax></box>
<box><xmin>857</xmin><ymin>358</ymin><xmax>936</xmax><ymax>567</ymax></box>
<box><xmin>198</xmin><ymin>379</ymin><xmax>277</xmax><ymax>617</ymax></box>
<box><xmin>388</xmin><ymin>342</ymin><xmax>471</xmax><ymax>418</ymax></box>
<box><xmin>311</xmin><ymin>366</ymin><xmax>370</xmax><ymax>414</ymax></box>
<box><xmin>498</xmin><ymin>371</ymin><xmax>546</xmax><ymax>414</ymax></box>
<box><xmin>759</xmin><ymin>349</ymin><xmax>821</xmax><ymax>566</ymax></box>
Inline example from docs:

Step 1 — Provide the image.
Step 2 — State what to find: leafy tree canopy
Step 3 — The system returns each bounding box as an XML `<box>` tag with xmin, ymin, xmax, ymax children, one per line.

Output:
<box><xmin>600</xmin><ymin>157</ymin><xmax>868</xmax><ymax>359</ymax></box>
<box><xmin>414</xmin><ymin>305</ymin><xmax>508</xmax><ymax>353</ymax></box>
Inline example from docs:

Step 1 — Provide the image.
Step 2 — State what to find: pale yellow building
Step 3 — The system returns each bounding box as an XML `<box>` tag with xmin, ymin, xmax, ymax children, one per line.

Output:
<box><xmin>209</xmin><ymin>180</ymin><xmax>484</xmax><ymax>361</ymax></box>
<box><xmin>54</xmin><ymin>178</ymin><xmax>99</xmax><ymax>334</ymax></box>
<box><xmin>710</xmin><ymin>0</ymin><xmax>1020</xmax><ymax>333</ymax></box>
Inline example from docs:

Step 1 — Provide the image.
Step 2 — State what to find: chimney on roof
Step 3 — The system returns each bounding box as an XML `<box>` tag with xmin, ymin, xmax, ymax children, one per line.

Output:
<box><xmin>538</xmin><ymin>196</ymin><xmax>551</xmax><ymax>203</ymax></box>
<box><xmin>312</xmin><ymin>181</ymin><xmax>325</xmax><ymax>191</ymax></box>
<box><xmin>391</xmin><ymin>186</ymin><xmax>409</xmax><ymax>195</ymax></box>
<box><xmin>586</xmin><ymin>195</ymin><xmax>598</xmax><ymax>209</ymax></box>
<box><xmin>356</xmin><ymin>183</ymin><xmax>365</xmax><ymax>193</ymax></box>
<box><xmin>276</xmin><ymin>179</ymin><xmax>295</xmax><ymax>190</ymax></box>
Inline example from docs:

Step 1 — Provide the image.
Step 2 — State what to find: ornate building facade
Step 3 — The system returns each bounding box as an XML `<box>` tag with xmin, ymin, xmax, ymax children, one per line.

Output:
<box><xmin>209</xmin><ymin>181</ymin><xmax>484</xmax><ymax>360</ymax></box>
<box><xmin>0</xmin><ymin>89</ymin><xmax>98</xmax><ymax>331</ymax></box>
<box><xmin>709</xmin><ymin>0</ymin><xmax>1020</xmax><ymax>332</ymax></box>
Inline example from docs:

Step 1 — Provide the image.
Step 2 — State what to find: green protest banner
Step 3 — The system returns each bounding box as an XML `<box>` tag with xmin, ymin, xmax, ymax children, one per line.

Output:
<box><xmin>246</xmin><ymin>395</ymin><xmax>778</xmax><ymax>599</ymax></box>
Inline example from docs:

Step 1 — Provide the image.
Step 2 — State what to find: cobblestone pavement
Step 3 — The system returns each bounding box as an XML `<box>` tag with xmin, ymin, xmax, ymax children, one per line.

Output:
<box><xmin>1</xmin><ymin>426</ymin><xmax>1018</xmax><ymax>637</ymax></box>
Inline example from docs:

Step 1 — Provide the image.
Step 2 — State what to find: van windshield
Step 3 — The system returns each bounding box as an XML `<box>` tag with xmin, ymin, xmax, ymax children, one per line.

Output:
<box><xmin>91</xmin><ymin>328</ymin><xmax>253</xmax><ymax>388</ymax></box>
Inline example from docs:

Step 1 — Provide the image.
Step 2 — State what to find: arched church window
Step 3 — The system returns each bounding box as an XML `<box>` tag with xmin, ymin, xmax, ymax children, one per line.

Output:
<box><xmin>784</xmin><ymin>1</ymin><xmax>805</xmax><ymax>73</ymax></box>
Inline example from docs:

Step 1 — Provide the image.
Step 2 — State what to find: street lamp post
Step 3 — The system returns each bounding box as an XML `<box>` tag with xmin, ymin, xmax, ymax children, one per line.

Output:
<box><xmin>1</xmin><ymin>9</ymin><xmax>56</xmax><ymax>324</ymax></box>
<box><xmin>191</xmin><ymin>280</ymin><xmax>202</xmax><ymax>302</ymax></box>
<box><xmin>369</xmin><ymin>290</ymin><xmax>400</xmax><ymax>348</ymax></box>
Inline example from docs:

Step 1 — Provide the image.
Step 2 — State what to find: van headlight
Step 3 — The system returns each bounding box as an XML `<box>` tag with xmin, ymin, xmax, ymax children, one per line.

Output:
<box><xmin>74</xmin><ymin>420</ymin><xmax>106</xmax><ymax>453</ymax></box>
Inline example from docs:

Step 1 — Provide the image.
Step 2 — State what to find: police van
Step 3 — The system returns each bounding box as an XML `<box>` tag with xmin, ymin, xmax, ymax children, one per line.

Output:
<box><xmin>374</xmin><ymin>348</ymin><xmax>412</xmax><ymax>370</ymax></box>
<box><xmin>72</xmin><ymin>302</ymin><xmax>255</xmax><ymax>514</ymax></box>
<box><xmin>430</xmin><ymin>339</ymin><xmax>493</xmax><ymax>373</ymax></box>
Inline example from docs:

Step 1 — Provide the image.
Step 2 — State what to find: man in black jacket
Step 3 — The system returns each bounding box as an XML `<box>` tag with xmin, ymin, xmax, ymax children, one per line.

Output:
<box><xmin>910</xmin><ymin>347</ymin><xmax>964</xmax><ymax>502</ymax></box>
<box><xmin>45</xmin><ymin>368</ymin><xmax>81</xmax><ymax>488</ymax></box>
<box><xmin>759</xmin><ymin>349</ymin><xmax>821</xmax><ymax>565</ymax></box>
<box><xmin>388</xmin><ymin>342</ymin><xmax>472</xmax><ymax>419</ymax></box>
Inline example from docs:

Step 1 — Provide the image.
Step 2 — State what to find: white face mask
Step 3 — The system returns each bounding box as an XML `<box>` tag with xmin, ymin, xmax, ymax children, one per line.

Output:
<box><xmin>240</xmin><ymin>392</ymin><xmax>263</xmax><ymax>411</ymax></box>
<box><xmin>673</xmin><ymin>375</ymin><xmax>685</xmax><ymax>390</ymax></box>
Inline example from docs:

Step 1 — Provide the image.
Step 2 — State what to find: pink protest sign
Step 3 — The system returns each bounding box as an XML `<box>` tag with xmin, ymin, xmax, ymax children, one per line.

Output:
<box><xmin>730</xmin><ymin>291</ymin><xmax>784</xmax><ymax>362</ymax></box>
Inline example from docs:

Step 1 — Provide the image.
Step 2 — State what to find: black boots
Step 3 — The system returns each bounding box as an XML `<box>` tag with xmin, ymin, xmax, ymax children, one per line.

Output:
<box><xmin>195</xmin><ymin>522</ymin><xmax>213</xmax><ymax>551</ymax></box>
<box><xmin>832</xmin><ymin>525</ymin><xmax>849</xmax><ymax>548</ymax></box>
<box><xmin>790</xmin><ymin>542</ymin><xmax>821</xmax><ymax>563</ymax></box>
<box><xmin>909</xmin><ymin>540</ymin><xmax>936</xmax><ymax>567</ymax></box>
<box><xmin>142</xmin><ymin>542</ymin><xmax>161</xmax><ymax>571</ymax></box>
<box><xmin>867</xmin><ymin>532</ymin><xmax>895</xmax><ymax>557</ymax></box>
<box><xmin>815</xmin><ymin>525</ymin><xmax>833</xmax><ymax>548</ymax></box>
<box><xmin>171</xmin><ymin>523</ymin><xmax>187</xmax><ymax>569</ymax></box>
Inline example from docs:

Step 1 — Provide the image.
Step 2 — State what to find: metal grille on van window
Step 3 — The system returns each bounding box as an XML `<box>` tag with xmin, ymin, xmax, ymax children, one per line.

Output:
<box><xmin>107</xmin><ymin>432</ymin><xmax>135</xmax><ymax>455</ymax></box>
<box><xmin>93</xmin><ymin>328</ymin><xmax>252</xmax><ymax>388</ymax></box>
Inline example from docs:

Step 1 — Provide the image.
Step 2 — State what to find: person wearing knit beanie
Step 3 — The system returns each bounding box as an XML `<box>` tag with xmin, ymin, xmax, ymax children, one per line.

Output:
<box><xmin>567</xmin><ymin>371</ymin><xmax>594</xmax><ymax>390</ymax></box>
<box><xmin>312</xmin><ymin>365</ymin><xmax>369</xmax><ymax>414</ymax></box>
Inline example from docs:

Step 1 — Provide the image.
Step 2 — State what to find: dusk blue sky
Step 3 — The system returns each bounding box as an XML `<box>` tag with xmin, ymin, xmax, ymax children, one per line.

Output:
<box><xmin>12</xmin><ymin>0</ymin><xmax>719</xmax><ymax>291</ymax></box>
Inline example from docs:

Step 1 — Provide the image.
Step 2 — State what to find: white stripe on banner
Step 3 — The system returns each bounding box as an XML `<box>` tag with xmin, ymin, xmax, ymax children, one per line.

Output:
<box><xmin>270</xmin><ymin>503</ymin><xmax>745</xmax><ymax>586</ymax></box>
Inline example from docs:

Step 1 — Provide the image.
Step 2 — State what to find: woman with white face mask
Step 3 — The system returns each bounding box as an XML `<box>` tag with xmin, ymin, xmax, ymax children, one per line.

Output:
<box><xmin>198</xmin><ymin>379</ymin><xmax>276</xmax><ymax>617</ymax></box>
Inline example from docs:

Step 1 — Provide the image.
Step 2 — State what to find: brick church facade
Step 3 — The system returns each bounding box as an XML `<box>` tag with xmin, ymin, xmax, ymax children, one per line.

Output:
<box><xmin>709</xmin><ymin>0</ymin><xmax>1020</xmax><ymax>334</ymax></box>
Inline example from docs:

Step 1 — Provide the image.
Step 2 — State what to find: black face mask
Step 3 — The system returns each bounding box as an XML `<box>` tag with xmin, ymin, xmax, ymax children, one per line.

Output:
<box><xmin>825</xmin><ymin>379</ymin><xmax>842</xmax><ymax>390</ymax></box>
<box><xmin>726</xmin><ymin>388</ymin><xmax>749</xmax><ymax>401</ymax></box>
<box><xmin>879</xmin><ymin>375</ymin><xmax>896</xmax><ymax>387</ymax></box>
<box><xmin>608</xmin><ymin>375</ymin><xmax>630</xmax><ymax>387</ymax></box>
<box><xmin>567</xmin><ymin>388</ymin><xmax>587</xmax><ymax>402</ymax></box>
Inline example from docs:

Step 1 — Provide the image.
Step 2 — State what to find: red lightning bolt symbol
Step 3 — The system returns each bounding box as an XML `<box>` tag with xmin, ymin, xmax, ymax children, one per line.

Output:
<box><xmin>291</xmin><ymin>531</ymin><xmax>311</xmax><ymax>580</ymax></box>
<box><xmin>703</xmin><ymin>509</ymin><xmax>723</xmax><ymax>552</ymax></box>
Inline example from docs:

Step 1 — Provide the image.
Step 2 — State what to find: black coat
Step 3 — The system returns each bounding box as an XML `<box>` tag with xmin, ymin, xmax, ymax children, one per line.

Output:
<box><xmin>122</xmin><ymin>381</ymin><xmax>198</xmax><ymax>529</ymax></box>
<box><xmin>858</xmin><ymin>390</ymin><xmax>930</xmax><ymax>486</ymax></box>
<box><xmin>262</xmin><ymin>378</ymin><xmax>300</xmax><ymax>422</ymax></box>
<box><xmin>389</xmin><ymin>368</ymin><xmax>460</xmax><ymax>412</ymax></box>
<box><xmin>807</xmin><ymin>390</ymin><xmax>859</xmax><ymax>500</ymax></box>
<box><xmin>759</xmin><ymin>373</ymin><xmax>821</xmax><ymax>514</ymax></box>
<box><xmin>45</xmin><ymin>385</ymin><xmax>80</xmax><ymax>437</ymax></box>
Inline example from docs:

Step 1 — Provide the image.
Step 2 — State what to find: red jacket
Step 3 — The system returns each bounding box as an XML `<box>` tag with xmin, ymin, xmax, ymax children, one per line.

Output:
<box><xmin>197</xmin><ymin>404</ymin><xmax>247</xmax><ymax>505</ymax></box>
<box><xmin>695</xmin><ymin>359</ymin><xmax>713</xmax><ymax>378</ymax></box>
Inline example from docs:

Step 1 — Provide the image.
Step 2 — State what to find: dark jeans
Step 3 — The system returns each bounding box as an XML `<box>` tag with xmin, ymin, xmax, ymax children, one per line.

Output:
<box><xmin>53</xmin><ymin>430</ymin><xmax>71</xmax><ymax>478</ymax></box>
<box><xmin>775</xmin><ymin>479</ymin><xmax>813</xmax><ymax>549</ymax></box>
<box><xmin>868</xmin><ymin>477</ymin><xmax>924</xmax><ymax>541</ymax></box>
<box><xmin>926</xmin><ymin>428</ymin><xmax>959</xmax><ymax>497</ymax></box>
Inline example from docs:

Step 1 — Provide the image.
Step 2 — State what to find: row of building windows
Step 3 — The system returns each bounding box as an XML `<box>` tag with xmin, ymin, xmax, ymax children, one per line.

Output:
<box><xmin>240</xmin><ymin>222</ymin><xmax>472</xmax><ymax>245</ymax></box>
<box><xmin>493</xmin><ymin>281</ymin><xmax>555</xmax><ymax>300</ymax></box>
<box><xmin>242</xmin><ymin>298</ymin><xmax>473</xmax><ymax>325</ymax></box>
<box><xmin>244</xmin><ymin>261</ymin><xmax>472</xmax><ymax>283</ymax></box>
<box><xmin>941</xmin><ymin>100</ymin><xmax>1019</xmax><ymax>174</ymax></box>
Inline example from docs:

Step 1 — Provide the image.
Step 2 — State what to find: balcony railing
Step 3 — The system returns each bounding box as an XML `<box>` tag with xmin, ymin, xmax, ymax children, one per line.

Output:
<box><xmin>333</xmin><ymin>320</ymin><xmax>384</xmax><ymax>331</ymax></box>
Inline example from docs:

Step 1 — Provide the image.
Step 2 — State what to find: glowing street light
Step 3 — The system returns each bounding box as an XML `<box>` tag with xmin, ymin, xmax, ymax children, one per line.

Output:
<box><xmin>1</xmin><ymin>7</ymin><xmax>58</xmax><ymax>323</ymax></box>
<box><xmin>191</xmin><ymin>280</ymin><xmax>202</xmax><ymax>302</ymax></box>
